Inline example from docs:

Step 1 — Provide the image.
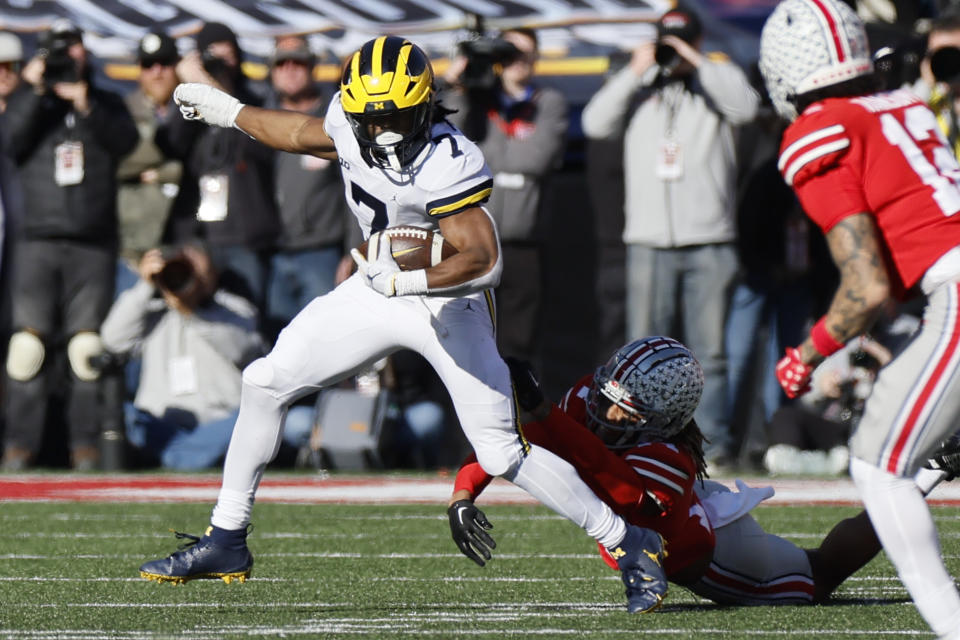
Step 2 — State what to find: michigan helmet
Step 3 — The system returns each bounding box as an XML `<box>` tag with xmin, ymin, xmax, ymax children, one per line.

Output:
<box><xmin>586</xmin><ymin>336</ymin><xmax>704</xmax><ymax>449</ymax></box>
<box><xmin>758</xmin><ymin>0</ymin><xmax>873</xmax><ymax>121</ymax></box>
<box><xmin>340</xmin><ymin>36</ymin><xmax>434</xmax><ymax>171</ymax></box>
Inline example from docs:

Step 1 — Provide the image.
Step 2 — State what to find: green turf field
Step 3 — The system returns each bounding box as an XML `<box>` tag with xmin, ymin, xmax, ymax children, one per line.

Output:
<box><xmin>0</xmin><ymin>500</ymin><xmax>954</xmax><ymax>638</ymax></box>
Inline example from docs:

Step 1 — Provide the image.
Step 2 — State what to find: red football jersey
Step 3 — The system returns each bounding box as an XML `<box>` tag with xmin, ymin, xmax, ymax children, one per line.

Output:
<box><xmin>779</xmin><ymin>89</ymin><xmax>960</xmax><ymax>294</ymax></box>
<box><xmin>454</xmin><ymin>375</ymin><xmax>715</xmax><ymax>577</ymax></box>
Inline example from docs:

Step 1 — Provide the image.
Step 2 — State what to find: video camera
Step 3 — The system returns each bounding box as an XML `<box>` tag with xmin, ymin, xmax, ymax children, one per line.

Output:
<box><xmin>457</xmin><ymin>37</ymin><xmax>521</xmax><ymax>90</ymax></box>
<box><xmin>455</xmin><ymin>13</ymin><xmax>522</xmax><ymax>91</ymax></box>
<box><xmin>37</xmin><ymin>21</ymin><xmax>82</xmax><ymax>86</ymax></box>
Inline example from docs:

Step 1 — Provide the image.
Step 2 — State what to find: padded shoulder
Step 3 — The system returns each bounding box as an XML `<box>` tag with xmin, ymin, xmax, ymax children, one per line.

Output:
<box><xmin>778</xmin><ymin>101</ymin><xmax>853</xmax><ymax>187</ymax></box>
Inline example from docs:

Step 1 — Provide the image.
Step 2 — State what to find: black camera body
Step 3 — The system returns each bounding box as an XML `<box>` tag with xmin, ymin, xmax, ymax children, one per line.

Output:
<box><xmin>930</xmin><ymin>46</ymin><xmax>960</xmax><ymax>86</ymax></box>
<box><xmin>155</xmin><ymin>248</ymin><xmax>195</xmax><ymax>293</ymax></box>
<box><xmin>201</xmin><ymin>49</ymin><xmax>233</xmax><ymax>83</ymax></box>
<box><xmin>655</xmin><ymin>40</ymin><xmax>681</xmax><ymax>76</ymax></box>
<box><xmin>457</xmin><ymin>37</ymin><xmax>521</xmax><ymax>91</ymax></box>
<box><xmin>39</xmin><ymin>33</ymin><xmax>79</xmax><ymax>86</ymax></box>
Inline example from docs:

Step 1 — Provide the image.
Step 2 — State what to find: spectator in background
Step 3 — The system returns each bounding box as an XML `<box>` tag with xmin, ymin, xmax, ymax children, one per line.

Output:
<box><xmin>116</xmin><ymin>31</ymin><xmax>183</xmax><ymax>294</ymax></box>
<box><xmin>264</xmin><ymin>34</ymin><xmax>356</xmax><ymax>341</ymax></box>
<box><xmin>0</xmin><ymin>31</ymin><xmax>23</xmax><ymax>446</ymax></box>
<box><xmin>0</xmin><ymin>29</ymin><xmax>24</xmax><ymax>267</ymax></box>
<box><xmin>440</xmin><ymin>26</ymin><xmax>568</xmax><ymax>365</ymax></box>
<box><xmin>763</xmin><ymin>306</ymin><xmax>921</xmax><ymax>476</ymax></box>
<box><xmin>163</xmin><ymin>21</ymin><xmax>278</xmax><ymax>313</ymax></box>
<box><xmin>1</xmin><ymin>20</ymin><xmax>138</xmax><ymax>471</ymax></box>
<box><xmin>99</xmin><ymin>243</ymin><xmax>282</xmax><ymax>470</ymax></box>
<box><xmin>911</xmin><ymin>11</ymin><xmax>960</xmax><ymax>157</ymax></box>
<box><xmin>0</xmin><ymin>29</ymin><xmax>23</xmax><ymax>294</ymax></box>
<box><xmin>380</xmin><ymin>349</ymin><xmax>452</xmax><ymax>470</ymax></box>
<box><xmin>581</xmin><ymin>7</ymin><xmax>759</xmax><ymax>469</ymax></box>
<box><xmin>0</xmin><ymin>31</ymin><xmax>22</xmax><ymax>113</ymax></box>
<box><xmin>723</xmin><ymin>70</ymin><xmax>835</xmax><ymax>467</ymax></box>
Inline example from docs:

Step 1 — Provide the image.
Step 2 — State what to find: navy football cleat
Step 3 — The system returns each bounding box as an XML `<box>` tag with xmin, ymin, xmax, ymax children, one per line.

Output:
<box><xmin>926</xmin><ymin>432</ymin><xmax>960</xmax><ymax>482</ymax></box>
<box><xmin>607</xmin><ymin>525</ymin><xmax>668</xmax><ymax>614</ymax></box>
<box><xmin>139</xmin><ymin>527</ymin><xmax>253</xmax><ymax>585</ymax></box>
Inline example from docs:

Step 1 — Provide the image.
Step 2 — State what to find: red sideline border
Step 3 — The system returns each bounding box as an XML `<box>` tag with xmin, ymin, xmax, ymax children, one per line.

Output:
<box><xmin>3</xmin><ymin>473</ymin><xmax>960</xmax><ymax>506</ymax></box>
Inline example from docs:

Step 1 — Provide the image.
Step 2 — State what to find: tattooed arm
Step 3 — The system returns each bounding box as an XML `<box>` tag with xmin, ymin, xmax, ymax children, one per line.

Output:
<box><xmin>798</xmin><ymin>213</ymin><xmax>891</xmax><ymax>366</ymax></box>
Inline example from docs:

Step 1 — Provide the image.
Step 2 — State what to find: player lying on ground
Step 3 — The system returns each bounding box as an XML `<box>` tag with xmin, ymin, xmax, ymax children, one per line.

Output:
<box><xmin>448</xmin><ymin>336</ymin><xmax>959</xmax><ymax>605</ymax></box>
<box><xmin>137</xmin><ymin>35</ymin><xmax>666</xmax><ymax>613</ymax></box>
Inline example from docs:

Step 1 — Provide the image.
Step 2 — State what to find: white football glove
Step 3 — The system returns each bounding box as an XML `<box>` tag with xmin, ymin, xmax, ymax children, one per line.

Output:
<box><xmin>173</xmin><ymin>83</ymin><xmax>244</xmax><ymax>128</ymax></box>
<box><xmin>350</xmin><ymin>233</ymin><xmax>428</xmax><ymax>297</ymax></box>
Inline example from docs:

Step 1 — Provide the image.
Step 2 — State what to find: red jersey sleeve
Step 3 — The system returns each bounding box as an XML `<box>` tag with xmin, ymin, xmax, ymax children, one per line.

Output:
<box><xmin>779</xmin><ymin>105</ymin><xmax>866</xmax><ymax>233</ymax></box>
<box><xmin>780</xmin><ymin>90</ymin><xmax>960</xmax><ymax>292</ymax></box>
<box><xmin>452</xmin><ymin>453</ymin><xmax>493</xmax><ymax>499</ymax></box>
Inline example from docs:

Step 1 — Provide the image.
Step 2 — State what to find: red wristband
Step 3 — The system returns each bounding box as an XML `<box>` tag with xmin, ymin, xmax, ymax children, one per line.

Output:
<box><xmin>810</xmin><ymin>317</ymin><xmax>844</xmax><ymax>357</ymax></box>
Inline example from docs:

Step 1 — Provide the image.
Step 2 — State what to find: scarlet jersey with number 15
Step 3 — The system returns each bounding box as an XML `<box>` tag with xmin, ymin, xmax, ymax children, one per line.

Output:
<box><xmin>778</xmin><ymin>88</ymin><xmax>960</xmax><ymax>296</ymax></box>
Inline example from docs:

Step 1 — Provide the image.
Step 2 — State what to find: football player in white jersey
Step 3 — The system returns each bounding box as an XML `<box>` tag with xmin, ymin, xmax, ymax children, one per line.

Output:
<box><xmin>139</xmin><ymin>35</ymin><xmax>669</xmax><ymax>614</ymax></box>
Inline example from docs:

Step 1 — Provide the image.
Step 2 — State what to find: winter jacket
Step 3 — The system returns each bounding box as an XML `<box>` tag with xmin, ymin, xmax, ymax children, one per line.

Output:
<box><xmin>5</xmin><ymin>82</ymin><xmax>138</xmax><ymax>244</ymax></box>
<box><xmin>582</xmin><ymin>56</ymin><xmax>758</xmax><ymax>248</ymax></box>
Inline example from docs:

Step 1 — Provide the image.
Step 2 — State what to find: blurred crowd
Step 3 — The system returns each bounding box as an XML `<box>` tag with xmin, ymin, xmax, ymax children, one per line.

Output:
<box><xmin>0</xmin><ymin>0</ymin><xmax>954</xmax><ymax>473</ymax></box>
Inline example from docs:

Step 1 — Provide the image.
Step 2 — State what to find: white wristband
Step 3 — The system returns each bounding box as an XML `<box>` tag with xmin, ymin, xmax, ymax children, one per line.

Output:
<box><xmin>393</xmin><ymin>269</ymin><xmax>429</xmax><ymax>296</ymax></box>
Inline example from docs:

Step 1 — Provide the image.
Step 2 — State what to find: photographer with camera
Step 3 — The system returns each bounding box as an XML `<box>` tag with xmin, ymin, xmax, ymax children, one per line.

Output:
<box><xmin>582</xmin><ymin>7</ymin><xmax>758</xmax><ymax>471</ymax></box>
<box><xmin>115</xmin><ymin>32</ymin><xmax>184</xmax><ymax>294</ymax></box>
<box><xmin>159</xmin><ymin>22</ymin><xmax>278</xmax><ymax>316</ymax></box>
<box><xmin>440</xmin><ymin>26</ymin><xmax>567</xmax><ymax>365</ymax></box>
<box><xmin>99</xmin><ymin>242</ymin><xmax>271</xmax><ymax>470</ymax></box>
<box><xmin>1</xmin><ymin>20</ymin><xmax>137</xmax><ymax>471</ymax></box>
<box><xmin>911</xmin><ymin>12</ymin><xmax>960</xmax><ymax>159</ymax></box>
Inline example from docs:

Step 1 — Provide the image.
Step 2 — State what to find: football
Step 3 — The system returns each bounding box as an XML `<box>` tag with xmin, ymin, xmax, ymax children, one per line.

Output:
<box><xmin>356</xmin><ymin>226</ymin><xmax>459</xmax><ymax>271</ymax></box>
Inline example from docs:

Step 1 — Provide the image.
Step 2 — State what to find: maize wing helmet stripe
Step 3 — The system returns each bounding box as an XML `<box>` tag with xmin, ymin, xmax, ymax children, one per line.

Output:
<box><xmin>341</xmin><ymin>36</ymin><xmax>433</xmax><ymax>115</ymax></box>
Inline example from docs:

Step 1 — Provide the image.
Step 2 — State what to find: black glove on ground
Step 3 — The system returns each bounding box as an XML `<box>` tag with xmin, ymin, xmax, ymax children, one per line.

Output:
<box><xmin>447</xmin><ymin>499</ymin><xmax>496</xmax><ymax>567</ymax></box>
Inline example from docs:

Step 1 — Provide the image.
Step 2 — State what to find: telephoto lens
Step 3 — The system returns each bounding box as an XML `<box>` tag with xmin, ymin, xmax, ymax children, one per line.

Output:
<box><xmin>655</xmin><ymin>42</ymin><xmax>680</xmax><ymax>74</ymax></box>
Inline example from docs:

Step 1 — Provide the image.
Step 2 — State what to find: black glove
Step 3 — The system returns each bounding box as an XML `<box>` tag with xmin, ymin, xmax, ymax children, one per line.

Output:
<box><xmin>504</xmin><ymin>357</ymin><xmax>545</xmax><ymax>412</ymax></box>
<box><xmin>447</xmin><ymin>499</ymin><xmax>496</xmax><ymax>567</ymax></box>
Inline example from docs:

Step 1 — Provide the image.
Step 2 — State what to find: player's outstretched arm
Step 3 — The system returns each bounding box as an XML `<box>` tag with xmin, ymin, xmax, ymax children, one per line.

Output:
<box><xmin>173</xmin><ymin>83</ymin><xmax>336</xmax><ymax>158</ymax></box>
<box><xmin>234</xmin><ymin>105</ymin><xmax>336</xmax><ymax>158</ymax></box>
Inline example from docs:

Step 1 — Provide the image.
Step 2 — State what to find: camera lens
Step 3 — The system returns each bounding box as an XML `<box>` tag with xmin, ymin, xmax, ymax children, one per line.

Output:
<box><xmin>655</xmin><ymin>42</ymin><xmax>679</xmax><ymax>70</ymax></box>
<box><xmin>155</xmin><ymin>256</ymin><xmax>194</xmax><ymax>293</ymax></box>
<box><xmin>930</xmin><ymin>46</ymin><xmax>960</xmax><ymax>84</ymax></box>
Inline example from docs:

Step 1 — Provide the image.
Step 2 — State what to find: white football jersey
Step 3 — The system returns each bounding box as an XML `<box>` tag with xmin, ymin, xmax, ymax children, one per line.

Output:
<box><xmin>324</xmin><ymin>95</ymin><xmax>494</xmax><ymax>240</ymax></box>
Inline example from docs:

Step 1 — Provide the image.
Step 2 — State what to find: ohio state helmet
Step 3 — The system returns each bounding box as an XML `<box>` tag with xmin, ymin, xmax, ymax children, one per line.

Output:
<box><xmin>585</xmin><ymin>336</ymin><xmax>704</xmax><ymax>449</ymax></box>
<box><xmin>758</xmin><ymin>0</ymin><xmax>873</xmax><ymax>120</ymax></box>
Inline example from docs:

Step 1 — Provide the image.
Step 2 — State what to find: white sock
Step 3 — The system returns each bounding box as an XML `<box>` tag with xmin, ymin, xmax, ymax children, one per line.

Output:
<box><xmin>851</xmin><ymin>457</ymin><xmax>960</xmax><ymax>638</ymax></box>
<box><xmin>210</xmin><ymin>384</ymin><xmax>287</xmax><ymax>530</ymax></box>
<box><xmin>505</xmin><ymin>444</ymin><xmax>626</xmax><ymax>549</ymax></box>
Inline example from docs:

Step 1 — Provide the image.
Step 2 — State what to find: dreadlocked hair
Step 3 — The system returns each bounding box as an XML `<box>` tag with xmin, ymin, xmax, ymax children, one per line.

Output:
<box><xmin>669</xmin><ymin>418</ymin><xmax>708</xmax><ymax>483</ymax></box>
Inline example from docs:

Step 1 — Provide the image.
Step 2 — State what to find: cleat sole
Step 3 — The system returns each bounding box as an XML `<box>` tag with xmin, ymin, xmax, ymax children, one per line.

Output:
<box><xmin>140</xmin><ymin>570</ymin><xmax>251</xmax><ymax>585</ymax></box>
